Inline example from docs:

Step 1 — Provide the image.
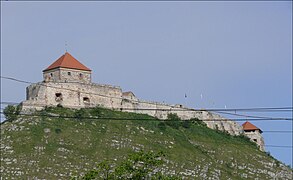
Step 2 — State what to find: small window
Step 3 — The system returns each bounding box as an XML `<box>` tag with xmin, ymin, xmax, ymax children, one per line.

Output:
<box><xmin>83</xmin><ymin>97</ymin><xmax>90</xmax><ymax>104</ymax></box>
<box><xmin>79</xmin><ymin>73</ymin><xmax>83</xmax><ymax>79</ymax></box>
<box><xmin>55</xmin><ymin>93</ymin><xmax>63</xmax><ymax>102</ymax></box>
<box><xmin>68</xmin><ymin>72</ymin><xmax>71</xmax><ymax>75</ymax></box>
<box><xmin>50</xmin><ymin>73</ymin><xmax>53</xmax><ymax>77</ymax></box>
<box><xmin>253</xmin><ymin>139</ymin><xmax>257</xmax><ymax>142</ymax></box>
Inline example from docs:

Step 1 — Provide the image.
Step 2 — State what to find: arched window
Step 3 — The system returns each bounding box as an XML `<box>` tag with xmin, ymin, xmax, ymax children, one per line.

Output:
<box><xmin>79</xmin><ymin>73</ymin><xmax>83</xmax><ymax>79</ymax></box>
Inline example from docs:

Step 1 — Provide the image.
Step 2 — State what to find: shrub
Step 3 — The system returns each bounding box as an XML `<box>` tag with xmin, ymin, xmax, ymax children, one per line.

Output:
<box><xmin>74</xmin><ymin>109</ymin><xmax>87</xmax><ymax>119</ymax></box>
<box><xmin>3</xmin><ymin>105</ymin><xmax>21</xmax><ymax>121</ymax></box>
<box><xmin>158</xmin><ymin>122</ymin><xmax>166</xmax><ymax>130</ymax></box>
<box><xmin>165</xmin><ymin>114</ymin><xmax>182</xmax><ymax>129</ymax></box>
<box><xmin>55</xmin><ymin>128</ymin><xmax>62</xmax><ymax>134</ymax></box>
<box><xmin>182</xmin><ymin>121</ymin><xmax>191</xmax><ymax>129</ymax></box>
<box><xmin>190</xmin><ymin>118</ymin><xmax>206</xmax><ymax>127</ymax></box>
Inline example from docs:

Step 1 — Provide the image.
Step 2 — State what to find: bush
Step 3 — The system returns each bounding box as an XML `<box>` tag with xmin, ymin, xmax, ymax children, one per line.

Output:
<box><xmin>165</xmin><ymin>114</ymin><xmax>182</xmax><ymax>129</ymax></box>
<box><xmin>158</xmin><ymin>122</ymin><xmax>166</xmax><ymax>130</ymax></box>
<box><xmin>3</xmin><ymin>105</ymin><xmax>21</xmax><ymax>121</ymax></box>
<box><xmin>74</xmin><ymin>109</ymin><xmax>87</xmax><ymax>119</ymax></box>
<box><xmin>182</xmin><ymin>121</ymin><xmax>191</xmax><ymax>129</ymax></box>
<box><xmin>55</xmin><ymin>128</ymin><xmax>62</xmax><ymax>134</ymax></box>
<box><xmin>190</xmin><ymin>118</ymin><xmax>206</xmax><ymax>127</ymax></box>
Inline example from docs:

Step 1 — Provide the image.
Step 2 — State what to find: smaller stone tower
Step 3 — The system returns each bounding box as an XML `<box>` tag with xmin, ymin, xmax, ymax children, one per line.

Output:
<box><xmin>242</xmin><ymin>121</ymin><xmax>265</xmax><ymax>151</ymax></box>
<box><xmin>43</xmin><ymin>52</ymin><xmax>92</xmax><ymax>83</ymax></box>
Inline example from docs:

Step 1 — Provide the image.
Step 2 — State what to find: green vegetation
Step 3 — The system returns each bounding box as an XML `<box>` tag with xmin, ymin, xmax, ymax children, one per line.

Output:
<box><xmin>3</xmin><ymin>105</ymin><xmax>21</xmax><ymax>121</ymax></box>
<box><xmin>75</xmin><ymin>151</ymin><xmax>180</xmax><ymax>180</ymax></box>
<box><xmin>1</xmin><ymin>106</ymin><xmax>292</xmax><ymax>179</ymax></box>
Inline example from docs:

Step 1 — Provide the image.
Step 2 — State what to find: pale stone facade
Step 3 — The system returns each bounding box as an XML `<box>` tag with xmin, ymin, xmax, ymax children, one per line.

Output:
<box><xmin>20</xmin><ymin>52</ymin><xmax>265</xmax><ymax>151</ymax></box>
<box><xmin>43</xmin><ymin>68</ymin><xmax>91</xmax><ymax>83</ymax></box>
<box><xmin>243</xmin><ymin>128</ymin><xmax>265</xmax><ymax>151</ymax></box>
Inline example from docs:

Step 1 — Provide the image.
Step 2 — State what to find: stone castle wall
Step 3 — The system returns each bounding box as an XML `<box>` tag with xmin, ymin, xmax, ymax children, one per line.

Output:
<box><xmin>22</xmin><ymin>82</ymin><xmax>122</xmax><ymax>111</ymax></box>
<box><xmin>243</xmin><ymin>130</ymin><xmax>265</xmax><ymax>151</ymax></box>
<box><xmin>43</xmin><ymin>68</ymin><xmax>91</xmax><ymax>83</ymax></box>
<box><xmin>20</xmin><ymin>81</ymin><xmax>268</xmax><ymax>150</ymax></box>
<box><xmin>22</xmin><ymin>82</ymin><xmax>243</xmax><ymax>137</ymax></box>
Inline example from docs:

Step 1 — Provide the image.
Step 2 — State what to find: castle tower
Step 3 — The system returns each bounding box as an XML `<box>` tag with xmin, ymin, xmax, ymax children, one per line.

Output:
<box><xmin>242</xmin><ymin>121</ymin><xmax>265</xmax><ymax>151</ymax></box>
<box><xmin>43</xmin><ymin>52</ymin><xmax>92</xmax><ymax>83</ymax></box>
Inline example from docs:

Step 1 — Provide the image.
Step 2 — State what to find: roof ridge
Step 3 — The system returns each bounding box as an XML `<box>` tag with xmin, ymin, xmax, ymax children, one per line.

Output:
<box><xmin>242</xmin><ymin>121</ymin><xmax>261</xmax><ymax>131</ymax></box>
<box><xmin>43</xmin><ymin>52</ymin><xmax>91</xmax><ymax>72</ymax></box>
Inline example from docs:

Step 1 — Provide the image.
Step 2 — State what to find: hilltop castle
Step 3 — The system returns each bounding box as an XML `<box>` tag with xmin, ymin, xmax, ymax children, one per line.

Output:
<box><xmin>20</xmin><ymin>52</ymin><xmax>264</xmax><ymax>151</ymax></box>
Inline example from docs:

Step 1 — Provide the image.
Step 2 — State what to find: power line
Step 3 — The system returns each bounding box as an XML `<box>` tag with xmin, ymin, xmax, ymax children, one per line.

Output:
<box><xmin>262</xmin><ymin>131</ymin><xmax>293</xmax><ymax>133</ymax></box>
<box><xmin>1</xmin><ymin>76</ymin><xmax>292</xmax><ymax>113</ymax></box>
<box><xmin>0</xmin><ymin>101</ymin><xmax>292</xmax><ymax>113</ymax></box>
<box><xmin>265</xmin><ymin>145</ymin><xmax>293</xmax><ymax>148</ymax></box>
<box><xmin>1</xmin><ymin>113</ymin><xmax>291</xmax><ymax>148</ymax></box>
<box><xmin>0</xmin><ymin>111</ymin><xmax>292</xmax><ymax>122</ymax></box>
<box><xmin>2</xmin><ymin>102</ymin><xmax>291</xmax><ymax>122</ymax></box>
<box><xmin>215</xmin><ymin>111</ymin><xmax>284</xmax><ymax>120</ymax></box>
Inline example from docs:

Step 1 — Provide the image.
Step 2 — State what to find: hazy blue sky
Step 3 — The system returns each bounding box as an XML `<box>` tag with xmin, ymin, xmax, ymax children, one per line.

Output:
<box><xmin>1</xmin><ymin>2</ymin><xmax>292</xmax><ymax>166</ymax></box>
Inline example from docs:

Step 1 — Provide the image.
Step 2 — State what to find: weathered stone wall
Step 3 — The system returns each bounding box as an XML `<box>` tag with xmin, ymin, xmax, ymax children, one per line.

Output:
<box><xmin>21</xmin><ymin>81</ymin><xmax>263</xmax><ymax>150</ymax></box>
<box><xmin>23</xmin><ymin>82</ymin><xmax>243</xmax><ymax>136</ymax></box>
<box><xmin>244</xmin><ymin>131</ymin><xmax>265</xmax><ymax>151</ymax></box>
<box><xmin>43</xmin><ymin>68</ymin><xmax>91</xmax><ymax>83</ymax></box>
<box><xmin>22</xmin><ymin>82</ymin><xmax>122</xmax><ymax>111</ymax></box>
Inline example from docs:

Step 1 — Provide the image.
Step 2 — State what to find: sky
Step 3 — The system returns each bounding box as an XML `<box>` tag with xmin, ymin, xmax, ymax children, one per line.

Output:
<box><xmin>1</xmin><ymin>2</ymin><xmax>292</xmax><ymax>166</ymax></box>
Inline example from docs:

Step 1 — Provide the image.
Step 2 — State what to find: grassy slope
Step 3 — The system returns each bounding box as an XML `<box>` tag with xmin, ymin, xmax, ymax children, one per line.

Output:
<box><xmin>1</xmin><ymin>107</ymin><xmax>292</xmax><ymax>179</ymax></box>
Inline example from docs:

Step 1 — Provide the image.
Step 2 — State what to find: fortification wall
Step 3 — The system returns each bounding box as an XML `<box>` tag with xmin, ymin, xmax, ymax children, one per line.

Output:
<box><xmin>22</xmin><ymin>82</ymin><xmax>122</xmax><ymax>111</ymax></box>
<box><xmin>244</xmin><ymin>131</ymin><xmax>265</xmax><ymax>151</ymax></box>
<box><xmin>121</xmin><ymin>99</ymin><xmax>243</xmax><ymax>135</ymax></box>
<box><xmin>23</xmin><ymin>82</ymin><xmax>243</xmax><ymax>136</ymax></box>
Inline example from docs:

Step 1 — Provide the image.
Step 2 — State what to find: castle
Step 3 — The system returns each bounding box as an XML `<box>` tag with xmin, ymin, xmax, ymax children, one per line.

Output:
<box><xmin>20</xmin><ymin>52</ymin><xmax>264</xmax><ymax>151</ymax></box>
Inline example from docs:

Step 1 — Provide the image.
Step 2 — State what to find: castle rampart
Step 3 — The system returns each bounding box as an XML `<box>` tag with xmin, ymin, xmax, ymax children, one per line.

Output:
<box><xmin>19</xmin><ymin>52</ymin><xmax>264</xmax><ymax>151</ymax></box>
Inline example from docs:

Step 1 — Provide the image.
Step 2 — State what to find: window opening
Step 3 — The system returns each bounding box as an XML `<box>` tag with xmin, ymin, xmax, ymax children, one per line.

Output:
<box><xmin>55</xmin><ymin>93</ymin><xmax>63</xmax><ymax>102</ymax></box>
<box><xmin>79</xmin><ymin>73</ymin><xmax>83</xmax><ymax>79</ymax></box>
<box><xmin>68</xmin><ymin>72</ymin><xmax>71</xmax><ymax>75</ymax></box>
<box><xmin>83</xmin><ymin>97</ymin><xmax>90</xmax><ymax>104</ymax></box>
<box><xmin>50</xmin><ymin>73</ymin><xmax>53</xmax><ymax>77</ymax></box>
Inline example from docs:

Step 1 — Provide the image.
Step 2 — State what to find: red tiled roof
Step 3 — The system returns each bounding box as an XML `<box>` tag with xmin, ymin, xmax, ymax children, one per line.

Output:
<box><xmin>43</xmin><ymin>52</ymin><xmax>91</xmax><ymax>72</ymax></box>
<box><xmin>242</xmin><ymin>121</ymin><xmax>261</xmax><ymax>131</ymax></box>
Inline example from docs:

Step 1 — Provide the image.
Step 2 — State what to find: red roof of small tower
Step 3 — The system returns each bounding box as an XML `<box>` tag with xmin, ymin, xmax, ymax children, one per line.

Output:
<box><xmin>43</xmin><ymin>52</ymin><xmax>91</xmax><ymax>72</ymax></box>
<box><xmin>242</xmin><ymin>121</ymin><xmax>262</xmax><ymax>132</ymax></box>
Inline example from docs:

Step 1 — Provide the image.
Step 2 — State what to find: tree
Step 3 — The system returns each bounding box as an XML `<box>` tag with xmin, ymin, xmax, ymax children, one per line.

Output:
<box><xmin>165</xmin><ymin>114</ymin><xmax>182</xmax><ymax>129</ymax></box>
<box><xmin>3</xmin><ymin>105</ymin><xmax>21</xmax><ymax>121</ymax></box>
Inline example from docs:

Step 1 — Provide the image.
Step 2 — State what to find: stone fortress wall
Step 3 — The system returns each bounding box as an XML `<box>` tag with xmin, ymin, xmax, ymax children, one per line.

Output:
<box><xmin>22</xmin><ymin>81</ymin><xmax>243</xmax><ymax>136</ymax></box>
<box><xmin>20</xmin><ymin>52</ymin><xmax>264</xmax><ymax>151</ymax></box>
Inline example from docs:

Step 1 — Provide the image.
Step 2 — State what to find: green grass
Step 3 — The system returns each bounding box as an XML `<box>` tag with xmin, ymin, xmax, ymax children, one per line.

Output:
<box><xmin>1</xmin><ymin>106</ymin><xmax>292</xmax><ymax>179</ymax></box>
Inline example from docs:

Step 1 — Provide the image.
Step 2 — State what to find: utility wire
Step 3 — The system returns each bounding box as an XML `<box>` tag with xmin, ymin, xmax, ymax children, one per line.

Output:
<box><xmin>0</xmin><ymin>111</ymin><xmax>292</xmax><ymax>121</ymax></box>
<box><xmin>265</xmin><ymin>145</ymin><xmax>293</xmax><ymax>148</ymax></box>
<box><xmin>0</xmin><ymin>101</ymin><xmax>292</xmax><ymax>113</ymax></box>
<box><xmin>215</xmin><ymin>111</ymin><xmax>281</xmax><ymax>119</ymax></box>
<box><xmin>1</xmin><ymin>76</ymin><xmax>293</xmax><ymax>113</ymax></box>
<box><xmin>1</xmin><ymin>113</ymin><xmax>291</xmax><ymax>148</ymax></box>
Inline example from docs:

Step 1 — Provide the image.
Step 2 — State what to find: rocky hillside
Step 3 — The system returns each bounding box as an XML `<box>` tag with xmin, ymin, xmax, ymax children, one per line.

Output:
<box><xmin>1</xmin><ymin>106</ymin><xmax>292</xmax><ymax>179</ymax></box>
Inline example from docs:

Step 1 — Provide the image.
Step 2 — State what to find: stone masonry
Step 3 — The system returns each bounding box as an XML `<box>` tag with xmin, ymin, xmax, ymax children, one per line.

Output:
<box><xmin>20</xmin><ymin>52</ymin><xmax>265</xmax><ymax>151</ymax></box>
